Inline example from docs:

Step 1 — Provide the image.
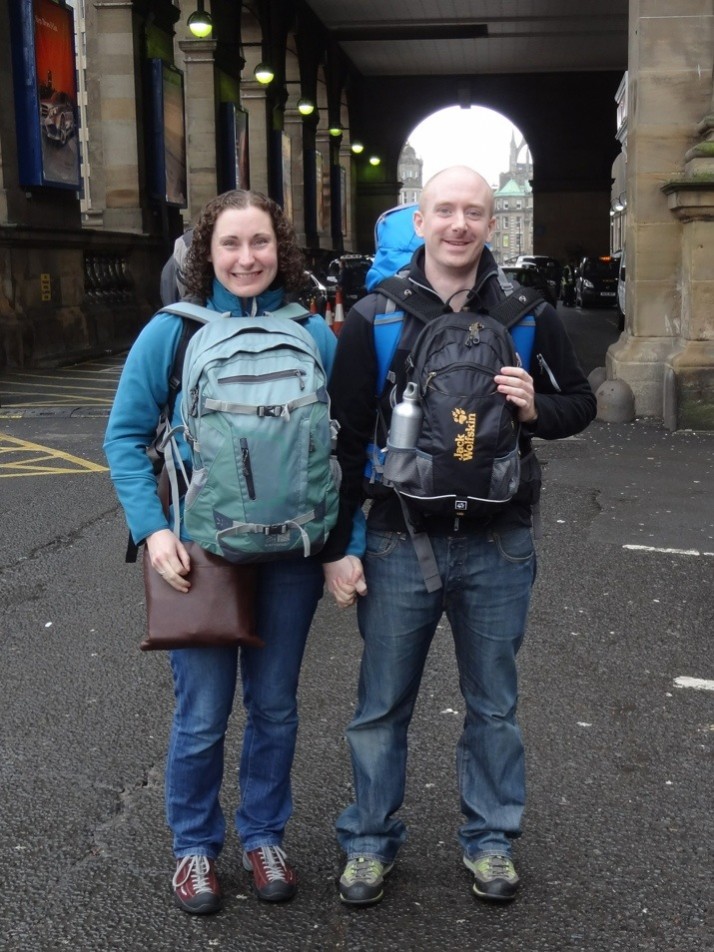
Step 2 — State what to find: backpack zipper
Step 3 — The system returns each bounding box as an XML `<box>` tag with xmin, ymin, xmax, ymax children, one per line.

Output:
<box><xmin>218</xmin><ymin>369</ymin><xmax>307</xmax><ymax>390</ymax></box>
<box><xmin>240</xmin><ymin>438</ymin><xmax>256</xmax><ymax>499</ymax></box>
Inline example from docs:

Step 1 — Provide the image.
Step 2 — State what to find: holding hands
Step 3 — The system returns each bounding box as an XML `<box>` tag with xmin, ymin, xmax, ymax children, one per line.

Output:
<box><xmin>324</xmin><ymin>556</ymin><xmax>367</xmax><ymax>609</ymax></box>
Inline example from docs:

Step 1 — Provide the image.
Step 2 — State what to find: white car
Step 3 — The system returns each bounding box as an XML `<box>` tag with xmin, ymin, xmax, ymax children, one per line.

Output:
<box><xmin>616</xmin><ymin>250</ymin><xmax>626</xmax><ymax>331</ymax></box>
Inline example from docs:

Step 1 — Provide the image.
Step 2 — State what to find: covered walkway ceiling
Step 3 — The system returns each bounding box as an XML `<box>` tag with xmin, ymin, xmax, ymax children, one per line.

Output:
<box><xmin>303</xmin><ymin>0</ymin><xmax>629</xmax><ymax>77</ymax></box>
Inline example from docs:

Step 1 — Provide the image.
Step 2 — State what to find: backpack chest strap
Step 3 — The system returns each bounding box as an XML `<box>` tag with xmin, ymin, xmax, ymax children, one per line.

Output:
<box><xmin>203</xmin><ymin>390</ymin><xmax>322</xmax><ymax>418</ymax></box>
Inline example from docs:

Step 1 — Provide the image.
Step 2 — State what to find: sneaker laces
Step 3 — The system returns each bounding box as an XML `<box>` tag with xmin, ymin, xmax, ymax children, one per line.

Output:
<box><xmin>345</xmin><ymin>857</ymin><xmax>383</xmax><ymax>884</ymax></box>
<box><xmin>483</xmin><ymin>855</ymin><xmax>515</xmax><ymax>879</ymax></box>
<box><xmin>173</xmin><ymin>855</ymin><xmax>212</xmax><ymax>893</ymax></box>
<box><xmin>255</xmin><ymin>846</ymin><xmax>290</xmax><ymax>882</ymax></box>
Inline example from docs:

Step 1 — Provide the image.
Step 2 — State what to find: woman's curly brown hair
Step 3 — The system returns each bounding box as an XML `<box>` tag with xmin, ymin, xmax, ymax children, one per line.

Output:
<box><xmin>182</xmin><ymin>189</ymin><xmax>305</xmax><ymax>301</ymax></box>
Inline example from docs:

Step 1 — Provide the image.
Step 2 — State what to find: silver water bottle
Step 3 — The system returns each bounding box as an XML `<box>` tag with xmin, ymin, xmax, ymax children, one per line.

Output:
<box><xmin>388</xmin><ymin>382</ymin><xmax>422</xmax><ymax>449</ymax></box>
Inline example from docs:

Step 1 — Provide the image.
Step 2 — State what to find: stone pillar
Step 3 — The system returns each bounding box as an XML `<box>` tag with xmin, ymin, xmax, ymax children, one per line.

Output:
<box><xmin>93</xmin><ymin>0</ymin><xmax>143</xmax><ymax>232</ymax></box>
<box><xmin>241</xmin><ymin>79</ymin><xmax>271</xmax><ymax>197</ymax></box>
<box><xmin>607</xmin><ymin>0</ymin><xmax>714</xmax><ymax>426</ymax></box>
<box><xmin>178</xmin><ymin>39</ymin><xmax>218</xmax><ymax>223</ymax></box>
<box><xmin>284</xmin><ymin>102</ymin><xmax>307</xmax><ymax>242</ymax></box>
<box><xmin>660</xmin><ymin>99</ymin><xmax>714</xmax><ymax>428</ymax></box>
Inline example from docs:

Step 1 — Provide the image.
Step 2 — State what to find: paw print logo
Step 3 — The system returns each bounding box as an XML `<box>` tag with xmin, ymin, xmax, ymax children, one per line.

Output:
<box><xmin>452</xmin><ymin>407</ymin><xmax>468</xmax><ymax>425</ymax></box>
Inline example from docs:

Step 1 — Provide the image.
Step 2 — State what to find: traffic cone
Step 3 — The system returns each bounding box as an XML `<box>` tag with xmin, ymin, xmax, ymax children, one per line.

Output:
<box><xmin>332</xmin><ymin>288</ymin><xmax>345</xmax><ymax>335</ymax></box>
<box><xmin>324</xmin><ymin>296</ymin><xmax>334</xmax><ymax>328</ymax></box>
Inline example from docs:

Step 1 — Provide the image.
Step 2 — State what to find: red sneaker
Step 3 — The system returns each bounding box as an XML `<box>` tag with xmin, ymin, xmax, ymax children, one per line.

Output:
<box><xmin>242</xmin><ymin>845</ymin><xmax>297</xmax><ymax>902</ymax></box>
<box><xmin>172</xmin><ymin>855</ymin><xmax>222</xmax><ymax>915</ymax></box>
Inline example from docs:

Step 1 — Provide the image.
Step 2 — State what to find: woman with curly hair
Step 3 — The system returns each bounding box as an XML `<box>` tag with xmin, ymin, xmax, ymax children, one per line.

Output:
<box><xmin>104</xmin><ymin>190</ymin><xmax>337</xmax><ymax>915</ymax></box>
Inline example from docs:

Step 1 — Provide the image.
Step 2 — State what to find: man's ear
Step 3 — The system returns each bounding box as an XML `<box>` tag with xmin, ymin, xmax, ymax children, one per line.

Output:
<box><xmin>413</xmin><ymin>210</ymin><xmax>424</xmax><ymax>238</ymax></box>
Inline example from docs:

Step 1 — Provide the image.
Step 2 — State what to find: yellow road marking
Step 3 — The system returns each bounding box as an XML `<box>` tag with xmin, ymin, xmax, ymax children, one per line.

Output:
<box><xmin>0</xmin><ymin>433</ymin><xmax>108</xmax><ymax>476</ymax></box>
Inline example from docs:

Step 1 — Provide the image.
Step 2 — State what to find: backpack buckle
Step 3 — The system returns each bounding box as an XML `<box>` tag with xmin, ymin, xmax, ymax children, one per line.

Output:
<box><xmin>263</xmin><ymin>523</ymin><xmax>288</xmax><ymax>535</ymax></box>
<box><xmin>259</xmin><ymin>405</ymin><xmax>285</xmax><ymax>418</ymax></box>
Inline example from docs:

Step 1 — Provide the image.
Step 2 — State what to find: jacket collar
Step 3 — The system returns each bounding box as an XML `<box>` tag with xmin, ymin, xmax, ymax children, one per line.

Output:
<box><xmin>407</xmin><ymin>245</ymin><xmax>502</xmax><ymax>310</ymax></box>
<box><xmin>207</xmin><ymin>278</ymin><xmax>285</xmax><ymax>316</ymax></box>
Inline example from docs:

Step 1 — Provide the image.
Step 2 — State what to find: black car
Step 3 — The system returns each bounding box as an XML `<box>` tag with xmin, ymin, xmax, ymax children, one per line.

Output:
<box><xmin>326</xmin><ymin>254</ymin><xmax>373</xmax><ymax>309</ymax></box>
<box><xmin>575</xmin><ymin>256</ymin><xmax>619</xmax><ymax>308</ymax></box>
<box><xmin>501</xmin><ymin>263</ymin><xmax>557</xmax><ymax>307</ymax></box>
<box><xmin>515</xmin><ymin>255</ymin><xmax>562</xmax><ymax>301</ymax></box>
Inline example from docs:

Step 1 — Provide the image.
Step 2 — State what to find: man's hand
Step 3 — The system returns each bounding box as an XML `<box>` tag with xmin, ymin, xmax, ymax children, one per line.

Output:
<box><xmin>495</xmin><ymin>365</ymin><xmax>538</xmax><ymax>424</ymax></box>
<box><xmin>323</xmin><ymin>556</ymin><xmax>367</xmax><ymax>609</ymax></box>
<box><xmin>145</xmin><ymin>529</ymin><xmax>192</xmax><ymax>592</ymax></box>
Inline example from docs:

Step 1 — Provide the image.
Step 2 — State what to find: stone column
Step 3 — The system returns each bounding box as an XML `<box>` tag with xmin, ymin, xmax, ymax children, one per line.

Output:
<box><xmin>93</xmin><ymin>0</ymin><xmax>143</xmax><ymax>232</ymax></box>
<box><xmin>241</xmin><ymin>79</ymin><xmax>271</xmax><ymax>197</ymax></box>
<box><xmin>178</xmin><ymin>39</ymin><xmax>218</xmax><ymax>223</ymax></box>
<box><xmin>659</xmin><ymin>70</ymin><xmax>714</xmax><ymax>429</ymax></box>
<box><xmin>607</xmin><ymin>0</ymin><xmax>714</xmax><ymax>425</ymax></box>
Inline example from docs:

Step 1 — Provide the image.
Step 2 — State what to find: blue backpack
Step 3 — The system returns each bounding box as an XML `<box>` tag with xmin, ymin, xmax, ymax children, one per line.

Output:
<box><xmin>363</xmin><ymin>203</ymin><xmax>543</xmax><ymax>487</ymax></box>
<box><xmin>362</xmin><ymin>204</ymin><xmax>545</xmax><ymax>592</ymax></box>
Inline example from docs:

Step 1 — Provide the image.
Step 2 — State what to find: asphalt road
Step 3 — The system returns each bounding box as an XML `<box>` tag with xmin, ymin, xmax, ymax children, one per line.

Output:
<box><xmin>0</xmin><ymin>307</ymin><xmax>711</xmax><ymax>951</ymax></box>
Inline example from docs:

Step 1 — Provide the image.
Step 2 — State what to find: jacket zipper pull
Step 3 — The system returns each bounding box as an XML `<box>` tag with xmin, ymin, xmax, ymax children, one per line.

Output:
<box><xmin>536</xmin><ymin>354</ymin><xmax>561</xmax><ymax>392</ymax></box>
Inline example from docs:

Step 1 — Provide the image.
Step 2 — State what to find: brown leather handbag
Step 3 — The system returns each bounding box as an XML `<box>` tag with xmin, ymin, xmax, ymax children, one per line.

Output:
<box><xmin>141</xmin><ymin>542</ymin><xmax>264</xmax><ymax>651</ymax></box>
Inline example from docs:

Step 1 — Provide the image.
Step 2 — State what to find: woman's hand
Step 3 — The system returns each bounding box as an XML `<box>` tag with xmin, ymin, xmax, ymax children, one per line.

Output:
<box><xmin>145</xmin><ymin>529</ymin><xmax>192</xmax><ymax>592</ymax></box>
<box><xmin>323</xmin><ymin>556</ymin><xmax>367</xmax><ymax>609</ymax></box>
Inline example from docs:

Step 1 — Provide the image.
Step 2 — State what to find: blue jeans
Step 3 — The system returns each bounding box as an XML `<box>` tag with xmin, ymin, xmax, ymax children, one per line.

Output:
<box><xmin>336</xmin><ymin>526</ymin><xmax>535</xmax><ymax>863</ymax></box>
<box><xmin>166</xmin><ymin>557</ymin><xmax>323</xmax><ymax>858</ymax></box>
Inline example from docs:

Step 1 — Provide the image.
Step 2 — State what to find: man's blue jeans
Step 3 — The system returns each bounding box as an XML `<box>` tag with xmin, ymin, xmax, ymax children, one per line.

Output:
<box><xmin>336</xmin><ymin>525</ymin><xmax>536</xmax><ymax>863</ymax></box>
<box><xmin>166</xmin><ymin>557</ymin><xmax>323</xmax><ymax>859</ymax></box>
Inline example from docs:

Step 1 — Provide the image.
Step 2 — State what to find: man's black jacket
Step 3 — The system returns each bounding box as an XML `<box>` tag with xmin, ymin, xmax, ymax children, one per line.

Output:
<box><xmin>322</xmin><ymin>246</ymin><xmax>597</xmax><ymax>560</ymax></box>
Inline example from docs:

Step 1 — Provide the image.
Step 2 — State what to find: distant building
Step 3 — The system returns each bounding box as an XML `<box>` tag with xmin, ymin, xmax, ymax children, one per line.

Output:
<box><xmin>491</xmin><ymin>133</ymin><xmax>533</xmax><ymax>264</ymax></box>
<box><xmin>398</xmin><ymin>142</ymin><xmax>423</xmax><ymax>204</ymax></box>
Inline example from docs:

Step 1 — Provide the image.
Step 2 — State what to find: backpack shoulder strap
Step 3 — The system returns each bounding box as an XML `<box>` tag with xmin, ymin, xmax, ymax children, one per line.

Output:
<box><xmin>266</xmin><ymin>301</ymin><xmax>312</xmax><ymax>322</ymax></box>
<box><xmin>377</xmin><ymin>275</ymin><xmax>446</xmax><ymax>325</ymax></box>
<box><xmin>158</xmin><ymin>301</ymin><xmax>227</xmax><ymax>324</ymax></box>
<box><xmin>488</xmin><ymin>287</ymin><xmax>545</xmax><ymax>330</ymax></box>
<box><xmin>372</xmin><ymin>276</ymin><xmax>447</xmax><ymax>396</ymax></box>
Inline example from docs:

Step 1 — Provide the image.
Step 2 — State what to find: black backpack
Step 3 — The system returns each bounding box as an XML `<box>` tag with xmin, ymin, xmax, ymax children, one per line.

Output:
<box><xmin>373</xmin><ymin>276</ymin><xmax>544</xmax><ymax>592</ymax></box>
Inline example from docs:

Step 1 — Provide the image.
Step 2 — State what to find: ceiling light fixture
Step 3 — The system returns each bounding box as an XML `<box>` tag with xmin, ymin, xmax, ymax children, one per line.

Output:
<box><xmin>187</xmin><ymin>0</ymin><xmax>213</xmax><ymax>38</ymax></box>
<box><xmin>253</xmin><ymin>62</ymin><xmax>275</xmax><ymax>84</ymax></box>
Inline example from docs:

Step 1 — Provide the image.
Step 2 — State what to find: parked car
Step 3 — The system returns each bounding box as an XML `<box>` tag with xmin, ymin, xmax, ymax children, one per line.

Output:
<box><xmin>298</xmin><ymin>270</ymin><xmax>329</xmax><ymax>315</ymax></box>
<box><xmin>515</xmin><ymin>254</ymin><xmax>562</xmax><ymax>301</ymax></box>
<box><xmin>575</xmin><ymin>255</ymin><xmax>619</xmax><ymax>308</ymax></box>
<box><xmin>325</xmin><ymin>254</ymin><xmax>373</xmax><ymax>309</ymax></box>
<box><xmin>40</xmin><ymin>90</ymin><xmax>76</xmax><ymax>146</ymax></box>
<box><xmin>615</xmin><ymin>250</ymin><xmax>626</xmax><ymax>331</ymax></box>
<box><xmin>501</xmin><ymin>263</ymin><xmax>557</xmax><ymax>307</ymax></box>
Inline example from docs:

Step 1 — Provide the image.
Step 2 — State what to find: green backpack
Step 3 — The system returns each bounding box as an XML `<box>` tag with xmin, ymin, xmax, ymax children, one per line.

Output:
<box><xmin>161</xmin><ymin>301</ymin><xmax>340</xmax><ymax>563</ymax></box>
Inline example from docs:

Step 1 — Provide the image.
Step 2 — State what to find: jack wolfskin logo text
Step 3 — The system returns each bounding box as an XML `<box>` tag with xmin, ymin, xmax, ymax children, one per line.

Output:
<box><xmin>452</xmin><ymin>407</ymin><xmax>477</xmax><ymax>462</ymax></box>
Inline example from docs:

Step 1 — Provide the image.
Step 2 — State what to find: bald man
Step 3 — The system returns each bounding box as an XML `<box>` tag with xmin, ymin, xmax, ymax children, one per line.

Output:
<box><xmin>322</xmin><ymin>166</ymin><xmax>595</xmax><ymax>906</ymax></box>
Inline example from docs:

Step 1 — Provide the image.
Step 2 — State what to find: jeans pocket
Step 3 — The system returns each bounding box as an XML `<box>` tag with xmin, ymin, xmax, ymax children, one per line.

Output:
<box><xmin>364</xmin><ymin>529</ymin><xmax>404</xmax><ymax>561</ymax></box>
<box><xmin>492</xmin><ymin>526</ymin><xmax>535</xmax><ymax>564</ymax></box>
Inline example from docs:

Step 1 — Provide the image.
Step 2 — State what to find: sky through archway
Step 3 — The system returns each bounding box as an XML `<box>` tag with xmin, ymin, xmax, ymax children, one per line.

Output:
<box><xmin>407</xmin><ymin>106</ymin><xmax>529</xmax><ymax>189</ymax></box>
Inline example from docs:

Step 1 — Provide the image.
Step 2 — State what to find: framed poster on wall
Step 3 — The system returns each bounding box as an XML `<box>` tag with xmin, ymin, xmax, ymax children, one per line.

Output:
<box><xmin>147</xmin><ymin>59</ymin><xmax>187</xmax><ymax>206</ymax></box>
<box><xmin>219</xmin><ymin>102</ymin><xmax>250</xmax><ymax>191</ymax></box>
<box><xmin>8</xmin><ymin>0</ymin><xmax>81</xmax><ymax>189</ymax></box>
